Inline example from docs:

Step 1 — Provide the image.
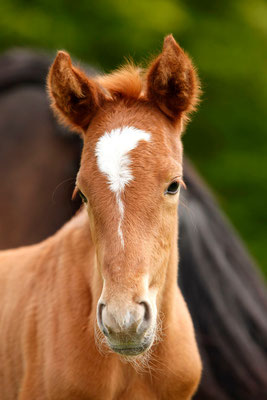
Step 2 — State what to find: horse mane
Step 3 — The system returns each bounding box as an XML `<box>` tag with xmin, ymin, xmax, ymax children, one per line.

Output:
<box><xmin>179</xmin><ymin>159</ymin><xmax>267</xmax><ymax>399</ymax></box>
<box><xmin>96</xmin><ymin>63</ymin><xmax>144</xmax><ymax>99</ymax></box>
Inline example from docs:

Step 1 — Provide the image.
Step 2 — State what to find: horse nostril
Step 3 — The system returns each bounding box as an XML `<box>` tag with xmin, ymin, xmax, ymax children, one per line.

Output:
<box><xmin>97</xmin><ymin>302</ymin><xmax>109</xmax><ymax>336</ymax></box>
<box><xmin>139</xmin><ymin>301</ymin><xmax>152</xmax><ymax>323</ymax></box>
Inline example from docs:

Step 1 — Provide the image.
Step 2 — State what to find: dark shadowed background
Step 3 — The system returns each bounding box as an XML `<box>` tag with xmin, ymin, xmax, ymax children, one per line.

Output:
<box><xmin>0</xmin><ymin>0</ymin><xmax>266</xmax><ymax>275</ymax></box>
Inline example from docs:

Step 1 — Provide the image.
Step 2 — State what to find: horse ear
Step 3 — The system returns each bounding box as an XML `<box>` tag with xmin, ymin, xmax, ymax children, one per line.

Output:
<box><xmin>47</xmin><ymin>51</ymin><xmax>105</xmax><ymax>132</ymax></box>
<box><xmin>146</xmin><ymin>35</ymin><xmax>200</xmax><ymax>121</ymax></box>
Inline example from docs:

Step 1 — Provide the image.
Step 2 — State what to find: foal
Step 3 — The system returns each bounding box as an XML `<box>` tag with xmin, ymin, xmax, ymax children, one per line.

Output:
<box><xmin>0</xmin><ymin>35</ymin><xmax>201</xmax><ymax>399</ymax></box>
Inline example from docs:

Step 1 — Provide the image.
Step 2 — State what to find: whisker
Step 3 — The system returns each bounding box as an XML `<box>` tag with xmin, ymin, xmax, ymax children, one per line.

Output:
<box><xmin>51</xmin><ymin>177</ymin><xmax>76</xmax><ymax>203</ymax></box>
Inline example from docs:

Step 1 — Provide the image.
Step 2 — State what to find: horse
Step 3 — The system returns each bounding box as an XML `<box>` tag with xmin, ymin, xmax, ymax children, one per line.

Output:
<box><xmin>180</xmin><ymin>161</ymin><xmax>267</xmax><ymax>399</ymax></box>
<box><xmin>0</xmin><ymin>35</ymin><xmax>203</xmax><ymax>399</ymax></box>
<box><xmin>1</xmin><ymin>46</ymin><xmax>267</xmax><ymax>400</ymax></box>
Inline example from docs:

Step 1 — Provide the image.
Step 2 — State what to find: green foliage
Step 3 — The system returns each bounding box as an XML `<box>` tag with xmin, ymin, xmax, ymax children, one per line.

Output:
<box><xmin>0</xmin><ymin>0</ymin><xmax>266</xmax><ymax>274</ymax></box>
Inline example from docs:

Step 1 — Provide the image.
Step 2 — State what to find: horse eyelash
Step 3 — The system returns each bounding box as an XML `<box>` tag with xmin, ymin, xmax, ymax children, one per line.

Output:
<box><xmin>179</xmin><ymin>179</ymin><xmax>186</xmax><ymax>190</ymax></box>
<box><xmin>72</xmin><ymin>186</ymin><xmax>79</xmax><ymax>201</ymax></box>
<box><xmin>173</xmin><ymin>177</ymin><xmax>186</xmax><ymax>190</ymax></box>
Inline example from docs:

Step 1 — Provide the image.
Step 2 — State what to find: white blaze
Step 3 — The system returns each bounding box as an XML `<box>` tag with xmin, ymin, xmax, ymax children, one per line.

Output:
<box><xmin>95</xmin><ymin>126</ymin><xmax>151</xmax><ymax>247</ymax></box>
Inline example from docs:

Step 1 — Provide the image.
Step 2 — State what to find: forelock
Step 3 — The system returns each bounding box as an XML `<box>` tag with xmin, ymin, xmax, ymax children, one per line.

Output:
<box><xmin>96</xmin><ymin>64</ymin><xmax>144</xmax><ymax>100</ymax></box>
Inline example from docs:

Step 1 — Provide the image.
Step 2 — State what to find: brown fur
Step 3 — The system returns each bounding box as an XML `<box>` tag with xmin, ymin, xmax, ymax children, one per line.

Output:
<box><xmin>0</xmin><ymin>36</ymin><xmax>201</xmax><ymax>399</ymax></box>
<box><xmin>97</xmin><ymin>63</ymin><xmax>144</xmax><ymax>100</ymax></box>
<box><xmin>47</xmin><ymin>51</ymin><xmax>105</xmax><ymax>132</ymax></box>
<box><xmin>147</xmin><ymin>35</ymin><xmax>200</xmax><ymax>122</ymax></box>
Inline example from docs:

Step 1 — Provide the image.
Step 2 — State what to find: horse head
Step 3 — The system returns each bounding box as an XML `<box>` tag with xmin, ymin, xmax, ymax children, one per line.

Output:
<box><xmin>47</xmin><ymin>35</ymin><xmax>199</xmax><ymax>357</ymax></box>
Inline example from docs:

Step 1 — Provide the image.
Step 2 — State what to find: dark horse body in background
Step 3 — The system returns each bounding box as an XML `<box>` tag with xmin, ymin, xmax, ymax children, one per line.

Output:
<box><xmin>0</xmin><ymin>50</ymin><xmax>266</xmax><ymax>399</ymax></box>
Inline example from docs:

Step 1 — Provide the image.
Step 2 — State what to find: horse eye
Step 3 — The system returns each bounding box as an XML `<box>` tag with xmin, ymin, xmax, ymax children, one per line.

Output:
<box><xmin>78</xmin><ymin>190</ymin><xmax>87</xmax><ymax>203</ymax></box>
<box><xmin>165</xmin><ymin>181</ymin><xmax>180</xmax><ymax>195</ymax></box>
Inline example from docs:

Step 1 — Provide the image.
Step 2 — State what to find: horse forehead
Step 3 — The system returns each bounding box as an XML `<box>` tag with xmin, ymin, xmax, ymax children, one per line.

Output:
<box><xmin>94</xmin><ymin>126</ymin><xmax>152</xmax><ymax>193</ymax></box>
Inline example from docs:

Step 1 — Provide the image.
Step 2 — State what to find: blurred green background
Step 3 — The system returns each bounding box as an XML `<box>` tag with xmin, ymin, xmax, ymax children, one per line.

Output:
<box><xmin>0</xmin><ymin>0</ymin><xmax>266</xmax><ymax>275</ymax></box>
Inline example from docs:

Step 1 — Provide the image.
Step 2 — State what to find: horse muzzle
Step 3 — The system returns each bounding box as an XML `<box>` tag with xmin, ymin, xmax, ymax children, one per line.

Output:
<box><xmin>97</xmin><ymin>300</ymin><xmax>155</xmax><ymax>356</ymax></box>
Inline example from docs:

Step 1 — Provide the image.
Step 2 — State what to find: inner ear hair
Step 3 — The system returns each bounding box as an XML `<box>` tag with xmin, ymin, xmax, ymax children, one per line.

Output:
<box><xmin>146</xmin><ymin>35</ymin><xmax>200</xmax><ymax>122</ymax></box>
<box><xmin>47</xmin><ymin>51</ymin><xmax>106</xmax><ymax>132</ymax></box>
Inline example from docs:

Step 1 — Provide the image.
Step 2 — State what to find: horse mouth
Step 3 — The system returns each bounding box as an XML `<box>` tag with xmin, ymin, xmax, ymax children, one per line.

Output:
<box><xmin>109</xmin><ymin>335</ymin><xmax>154</xmax><ymax>356</ymax></box>
<box><xmin>110</xmin><ymin>344</ymin><xmax>150</xmax><ymax>356</ymax></box>
<box><xmin>106</xmin><ymin>328</ymin><xmax>156</xmax><ymax>356</ymax></box>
